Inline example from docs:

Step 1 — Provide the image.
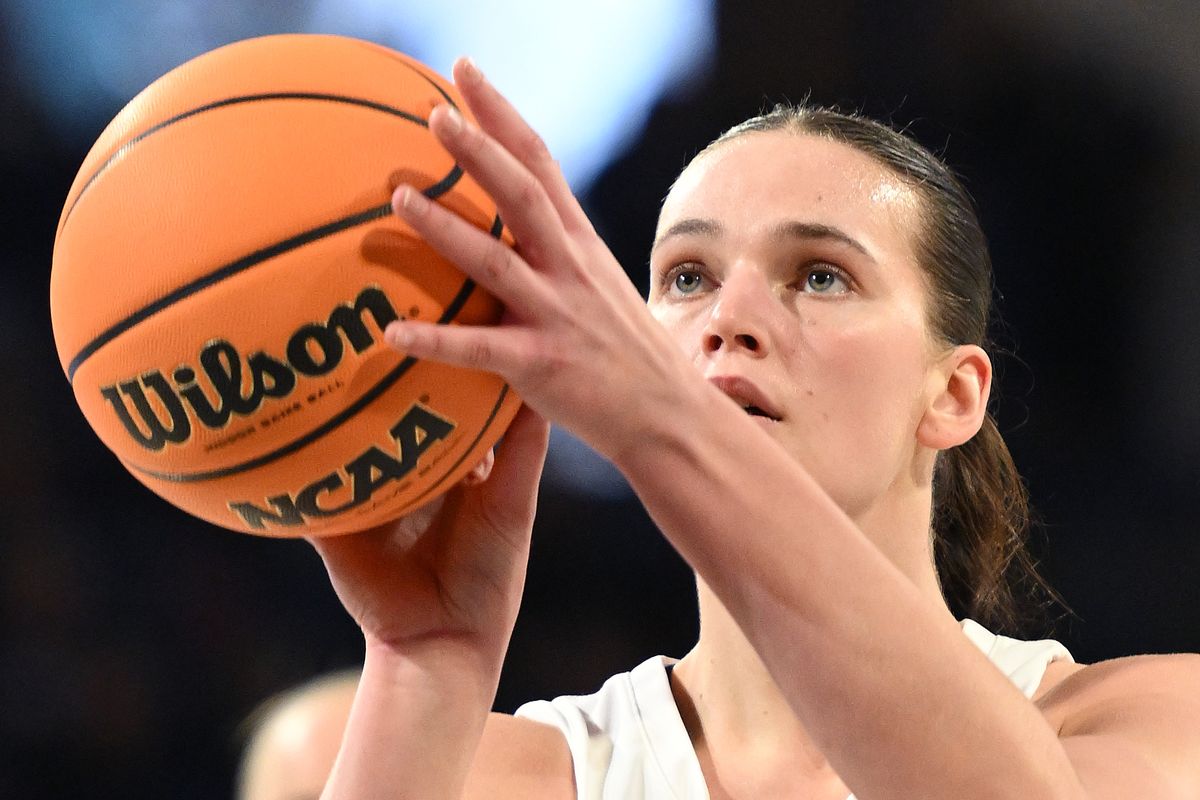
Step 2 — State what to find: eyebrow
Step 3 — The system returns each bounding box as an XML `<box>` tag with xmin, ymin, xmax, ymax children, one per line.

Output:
<box><xmin>652</xmin><ymin>217</ymin><xmax>876</xmax><ymax>263</ymax></box>
<box><xmin>772</xmin><ymin>220</ymin><xmax>875</xmax><ymax>261</ymax></box>
<box><xmin>651</xmin><ymin>217</ymin><xmax>723</xmax><ymax>250</ymax></box>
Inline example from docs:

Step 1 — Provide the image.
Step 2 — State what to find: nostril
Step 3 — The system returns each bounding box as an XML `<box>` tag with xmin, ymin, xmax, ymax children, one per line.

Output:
<box><xmin>735</xmin><ymin>333</ymin><xmax>760</xmax><ymax>351</ymax></box>
<box><xmin>706</xmin><ymin>332</ymin><xmax>761</xmax><ymax>353</ymax></box>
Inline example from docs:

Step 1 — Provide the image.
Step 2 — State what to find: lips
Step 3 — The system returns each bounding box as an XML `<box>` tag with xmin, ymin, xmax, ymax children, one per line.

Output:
<box><xmin>706</xmin><ymin>375</ymin><xmax>782</xmax><ymax>421</ymax></box>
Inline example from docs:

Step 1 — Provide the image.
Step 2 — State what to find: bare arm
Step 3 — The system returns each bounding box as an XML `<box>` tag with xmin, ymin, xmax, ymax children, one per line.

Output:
<box><xmin>325</xmin><ymin>642</ymin><xmax>496</xmax><ymax>800</ymax></box>
<box><xmin>618</xmin><ymin>384</ymin><xmax>1198</xmax><ymax>799</ymax></box>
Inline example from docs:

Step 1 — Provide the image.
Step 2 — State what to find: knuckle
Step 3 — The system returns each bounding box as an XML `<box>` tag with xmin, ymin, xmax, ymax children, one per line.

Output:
<box><xmin>543</xmin><ymin>347</ymin><xmax>570</xmax><ymax>377</ymax></box>
<box><xmin>521</xmin><ymin>340</ymin><xmax>562</xmax><ymax>383</ymax></box>
<box><xmin>463</xmin><ymin>337</ymin><xmax>493</xmax><ymax>368</ymax></box>
<box><xmin>513</xmin><ymin>237</ymin><xmax>540</xmax><ymax>267</ymax></box>
<box><xmin>514</xmin><ymin>174</ymin><xmax>542</xmax><ymax>211</ymax></box>
<box><xmin>461</xmin><ymin>122</ymin><xmax>487</xmax><ymax>158</ymax></box>
<box><xmin>479</xmin><ymin>237</ymin><xmax>512</xmax><ymax>284</ymax></box>
<box><xmin>519</xmin><ymin>129</ymin><xmax>551</xmax><ymax>163</ymax></box>
<box><xmin>422</xmin><ymin>334</ymin><xmax>444</xmax><ymax>360</ymax></box>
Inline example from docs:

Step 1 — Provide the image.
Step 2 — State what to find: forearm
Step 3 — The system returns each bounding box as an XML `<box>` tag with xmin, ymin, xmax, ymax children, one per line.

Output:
<box><xmin>615</xmin><ymin>382</ymin><xmax>1085</xmax><ymax>800</ymax></box>
<box><xmin>321</xmin><ymin>638</ymin><xmax>500</xmax><ymax>800</ymax></box>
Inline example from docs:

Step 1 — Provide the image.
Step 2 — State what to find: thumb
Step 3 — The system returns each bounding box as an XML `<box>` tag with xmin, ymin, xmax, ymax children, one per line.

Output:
<box><xmin>470</xmin><ymin>404</ymin><xmax>550</xmax><ymax>531</ymax></box>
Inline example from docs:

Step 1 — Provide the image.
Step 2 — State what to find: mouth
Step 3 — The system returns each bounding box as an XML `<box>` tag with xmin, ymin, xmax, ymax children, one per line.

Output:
<box><xmin>707</xmin><ymin>375</ymin><xmax>782</xmax><ymax>422</ymax></box>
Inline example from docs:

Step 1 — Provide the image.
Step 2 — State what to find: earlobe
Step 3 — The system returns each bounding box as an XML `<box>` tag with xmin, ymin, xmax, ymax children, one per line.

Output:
<box><xmin>917</xmin><ymin>345</ymin><xmax>992</xmax><ymax>450</ymax></box>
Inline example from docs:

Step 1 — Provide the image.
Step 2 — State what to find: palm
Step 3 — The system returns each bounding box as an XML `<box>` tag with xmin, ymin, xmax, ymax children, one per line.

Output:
<box><xmin>309</xmin><ymin>407</ymin><xmax>548</xmax><ymax>651</ymax></box>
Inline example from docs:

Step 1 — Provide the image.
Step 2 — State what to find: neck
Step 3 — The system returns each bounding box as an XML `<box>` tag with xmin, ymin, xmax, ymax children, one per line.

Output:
<box><xmin>674</xmin><ymin>579</ymin><xmax>833</xmax><ymax>780</ymax></box>
<box><xmin>670</xmin><ymin>481</ymin><xmax>953</xmax><ymax>788</ymax></box>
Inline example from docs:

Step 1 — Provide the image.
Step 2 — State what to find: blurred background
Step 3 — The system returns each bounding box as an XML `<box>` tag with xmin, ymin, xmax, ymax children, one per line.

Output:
<box><xmin>3</xmin><ymin>0</ymin><xmax>1200</xmax><ymax>796</ymax></box>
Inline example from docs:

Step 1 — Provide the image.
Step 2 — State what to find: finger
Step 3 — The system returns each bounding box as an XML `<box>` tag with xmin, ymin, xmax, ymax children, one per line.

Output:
<box><xmin>473</xmin><ymin>404</ymin><xmax>550</xmax><ymax>529</ymax></box>
<box><xmin>306</xmin><ymin>494</ymin><xmax>446</xmax><ymax>558</ymax></box>
<box><xmin>384</xmin><ymin>318</ymin><xmax>532</xmax><ymax>379</ymax></box>
<box><xmin>452</xmin><ymin>58</ymin><xmax>593</xmax><ymax>237</ymax></box>
<box><xmin>393</xmin><ymin>183</ymin><xmax>552</xmax><ymax>317</ymax></box>
<box><xmin>440</xmin><ymin>407</ymin><xmax>548</xmax><ymax>607</ymax></box>
<box><xmin>459</xmin><ymin>448</ymin><xmax>495</xmax><ymax>486</ymax></box>
<box><xmin>426</xmin><ymin>103</ymin><xmax>572</xmax><ymax>271</ymax></box>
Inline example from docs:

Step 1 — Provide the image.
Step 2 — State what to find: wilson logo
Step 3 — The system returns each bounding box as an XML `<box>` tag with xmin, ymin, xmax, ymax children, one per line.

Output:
<box><xmin>100</xmin><ymin>286</ymin><xmax>399</xmax><ymax>451</ymax></box>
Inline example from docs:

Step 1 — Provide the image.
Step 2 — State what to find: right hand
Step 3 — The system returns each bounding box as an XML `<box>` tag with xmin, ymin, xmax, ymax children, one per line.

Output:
<box><xmin>308</xmin><ymin>405</ymin><xmax>550</xmax><ymax>661</ymax></box>
<box><xmin>383</xmin><ymin>59</ymin><xmax>699</xmax><ymax>468</ymax></box>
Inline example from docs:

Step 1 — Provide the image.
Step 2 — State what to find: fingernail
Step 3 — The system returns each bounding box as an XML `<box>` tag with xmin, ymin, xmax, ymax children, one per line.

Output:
<box><xmin>461</xmin><ymin>57</ymin><xmax>483</xmax><ymax>83</ymax></box>
<box><xmin>397</xmin><ymin>185</ymin><xmax>427</xmax><ymax>214</ymax></box>
<box><xmin>440</xmin><ymin>105</ymin><xmax>463</xmax><ymax>135</ymax></box>
<box><xmin>386</xmin><ymin>322</ymin><xmax>412</xmax><ymax>348</ymax></box>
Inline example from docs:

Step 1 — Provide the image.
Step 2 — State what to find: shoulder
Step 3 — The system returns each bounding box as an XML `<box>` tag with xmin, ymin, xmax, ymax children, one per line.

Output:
<box><xmin>462</xmin><ymin>657</ymin><xmax>681</xmax><ymax>799</ymax></box>
<box><xmin>1038</xmin><ymin>651</ymin><xmax>1200</xmax><ymax>716</ymax></box>
<box><xmin>1038</xmin><ymin>653</ymin><xmax>1200</xmax><ymax>798</ymax></box>
<box><xmin>462</xmin><ymin>712</ymin><xmax>575</xmax><ymax>800</ymax></box>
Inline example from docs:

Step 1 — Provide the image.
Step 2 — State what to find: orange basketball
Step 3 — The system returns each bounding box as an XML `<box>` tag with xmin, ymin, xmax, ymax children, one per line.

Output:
<box><xmin>49</xmin><ymin>34</ymin><xmax>521</xmax><ymax>537</ymax></box>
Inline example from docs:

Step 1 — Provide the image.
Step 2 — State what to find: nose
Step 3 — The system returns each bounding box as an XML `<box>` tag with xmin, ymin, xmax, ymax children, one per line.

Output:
<box><xmin>702</xmin><ymin>267</ymin><xmax>773</xmax><ymax>359</ymax></box>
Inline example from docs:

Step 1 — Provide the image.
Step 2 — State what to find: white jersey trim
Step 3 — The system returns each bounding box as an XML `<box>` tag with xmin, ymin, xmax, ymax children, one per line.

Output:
<box><xmin>515</xmin><ymin>619</ymin><xmax>1074</xmax><ymax>799</ymax></box>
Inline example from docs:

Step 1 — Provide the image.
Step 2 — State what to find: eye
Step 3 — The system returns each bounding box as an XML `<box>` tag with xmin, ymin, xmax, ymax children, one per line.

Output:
<box><xmin>661</xmin><ymin>263</ymin><xmax>709</xmax><ymax>297</ymax></box>
<box><xmin>674</xmin><ymin>270</ymin><xmax>704</xmax><ymax>294</ymax></box>
<box><xmin>801</xmin><ymin>264</ymin><xmax>851</xmax><ymax>294</ymax></box>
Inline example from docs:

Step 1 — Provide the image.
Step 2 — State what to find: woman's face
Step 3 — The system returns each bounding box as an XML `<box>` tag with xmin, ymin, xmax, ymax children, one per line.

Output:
<box><xmin>648</xmin><ymin>131</ymin><xmax>947</xmax><ymax>517</ymax></box>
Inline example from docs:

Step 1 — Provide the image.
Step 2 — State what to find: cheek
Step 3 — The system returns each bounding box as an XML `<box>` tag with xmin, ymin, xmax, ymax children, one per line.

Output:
<box><xmin>794</xmin><ymin>318</ymin><xmax>931</xmax><ymax>481</ymax></box>
<box><xmin>834</xmin><ymin>325</ymin><xmax>928</xmax><ymax>427</ymax></box>
<box><xmin>798</xmin><ymin>310</ymin><xmax>926</xmax><ymax>390</ymax></box>
<box><xmin>648</xmin><ymin>303</ymin><xmax>706</xmax><ymax>360</ymax></box>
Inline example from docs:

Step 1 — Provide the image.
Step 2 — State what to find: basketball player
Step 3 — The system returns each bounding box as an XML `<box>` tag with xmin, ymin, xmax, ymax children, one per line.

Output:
<box><xmin>236</xmin><ymin>670</ymin><xmax>358</xmax><ymax>800</ymax></box>
<box><xmin>307</xmin><ymin>58</ymin><xmax>1200</xmax><ymax>798</ymax></box>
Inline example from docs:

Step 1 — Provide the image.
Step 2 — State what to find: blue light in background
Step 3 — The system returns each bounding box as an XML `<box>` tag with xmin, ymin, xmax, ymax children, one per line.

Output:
<box><xmin>4</xmin><ymin>0</ymin><xmax>715</xmax><ymax>193</ymax></box>
<box><xmin>308</xmin><ymin>0</ymin><xmax>715</xmax><ymax>191</ymax></box>
<box><xmin>3</xmin><ymin>1</ymin><xmax>316</xmax><ymax>139</ymax></box>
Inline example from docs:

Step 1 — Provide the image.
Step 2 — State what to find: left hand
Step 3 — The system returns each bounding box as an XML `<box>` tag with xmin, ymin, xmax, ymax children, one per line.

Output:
<box><xmin>307</xmin><ymin>406</ymin><xmax>548</xmax><ymax>657</ymax></box>
<box><xmin>386</xmin><ymin>58</ymin><xmax>695</xmax><ymax>465</ymax></box>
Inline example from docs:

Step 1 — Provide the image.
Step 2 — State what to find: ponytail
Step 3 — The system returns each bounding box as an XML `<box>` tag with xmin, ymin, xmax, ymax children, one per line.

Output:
<box><xmin>933</xmin><ymin>413</ymin><xmax>1057</xmax><ymax>633</ymax></box>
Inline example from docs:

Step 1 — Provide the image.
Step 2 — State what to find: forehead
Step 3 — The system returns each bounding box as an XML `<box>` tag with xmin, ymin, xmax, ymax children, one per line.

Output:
<box><xmin>657</xmin><ymin>131</ymin><xmax>921</xmax><ymax>259</ymax></box>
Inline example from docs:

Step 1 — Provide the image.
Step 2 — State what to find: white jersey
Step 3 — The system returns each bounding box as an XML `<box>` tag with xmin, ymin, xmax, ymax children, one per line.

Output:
<box><xmin>514</xmin><ymin>619</ymin><xmax>1073</xmax><ymax>799</ymax></box>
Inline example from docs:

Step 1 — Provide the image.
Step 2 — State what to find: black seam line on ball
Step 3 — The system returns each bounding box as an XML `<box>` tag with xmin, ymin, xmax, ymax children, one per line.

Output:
<box><xmin>123</xmin><ymin>275</ymin><xmax>481</xmax><ymax>484</ymax></box>
<box><xmin>65</xmin><ymin>165</ymin><xmax>465</xmax><ymax>384</ymax></box>
<box><xmin>61</xmin><ymin>92</ymin><xmax>432</xmax><ymax>231</ymax></box>
<box><xmin>410</xmin><ymin>64</ymin><xmax>457</xmax><ymax>107</ymax></box>
<box><xmin>394</xmin><ymin>382</ymin><xmax>512</xmax><ymax>514</ymax></box>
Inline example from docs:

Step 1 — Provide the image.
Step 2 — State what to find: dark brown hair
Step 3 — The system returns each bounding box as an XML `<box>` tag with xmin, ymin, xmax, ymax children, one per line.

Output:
<box><xmin>699</xmin><ymin>104</ymin><xmax>1058</xmax><ymax>633</ymax></box>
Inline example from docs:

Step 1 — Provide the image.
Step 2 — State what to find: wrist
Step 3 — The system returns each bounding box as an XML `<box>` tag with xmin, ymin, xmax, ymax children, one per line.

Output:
<box><xmin>362</xmin><ymin>634</ymin><xmax>502</xmax><ymax>712</ymax></box>
<box><xmin>608</xmin><ymin>370</ymin><xmax>725</xmax><ymax>476</ymax></box>
<box><xmin>596</xmin><ymin>347</ymin><xmax>707</xmax><ymax>468</ymax></box>
<box><xmin>364</xmin><ymin>629</ymin><xmax>506</xmax><ymax>679</ymax></box>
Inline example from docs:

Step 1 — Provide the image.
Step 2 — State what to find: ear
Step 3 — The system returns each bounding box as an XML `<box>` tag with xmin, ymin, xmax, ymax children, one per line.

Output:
<box><xmin>916</xmin><ymin>344</ymin><xmax>992</xmax><ymax>450</ymax></box>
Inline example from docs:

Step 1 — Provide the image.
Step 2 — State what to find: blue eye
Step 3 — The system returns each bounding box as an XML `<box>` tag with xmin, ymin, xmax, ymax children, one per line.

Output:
<box><xmin>804</xmin><ymin>267</ymin><xmax>848</xmax><ymax>293</ymax></box>
<box><xmin>674</xmin><ymin>270</ymin><xmax>704</xmax><ymax>294</ymax></box>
